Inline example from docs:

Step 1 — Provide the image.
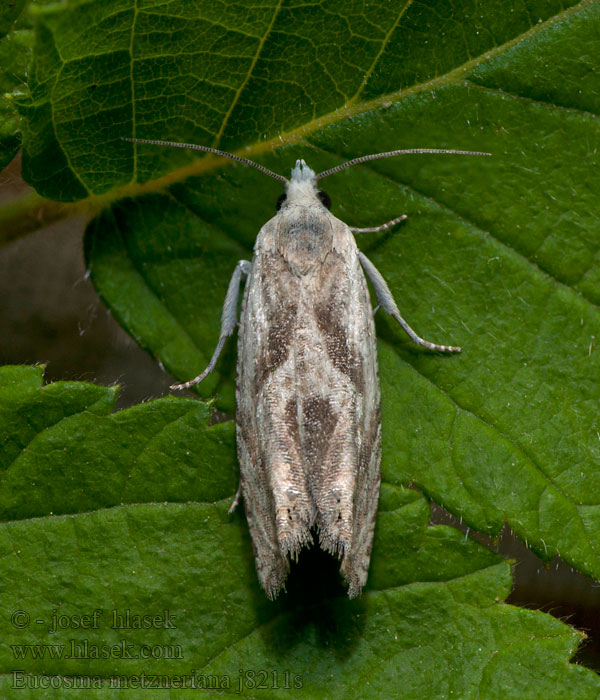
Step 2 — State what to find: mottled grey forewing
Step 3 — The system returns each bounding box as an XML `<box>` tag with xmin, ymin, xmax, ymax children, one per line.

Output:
<box><xmin>304</xmin><ymin>217</ymin><xmax>381</xmax><ymax>597</ymax></box>
<box><xmin>236</xmin><ymin>218</ymin><xmax>314</xmax><ymax>598</ymax></box>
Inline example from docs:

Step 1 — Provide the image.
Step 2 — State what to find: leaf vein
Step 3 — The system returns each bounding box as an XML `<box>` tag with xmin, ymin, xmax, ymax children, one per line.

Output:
<box><xmin>348</xmin><ymin>0</ymin><xmax>414</xmax><ymax>105</ymax></box>
<box><xmin>212</xmin><ymin>0</ymin><xmax>285</xmax><ymax>147</ymax></box>
<box><xmin>128</xmin><ymin>0</ymin><xmax>139</xmax><ymax>182</ymax></box>
<box><xmin>464</xmin><ymin>78</ymin><xmax>600</xmax><ymax>122</ymax></box>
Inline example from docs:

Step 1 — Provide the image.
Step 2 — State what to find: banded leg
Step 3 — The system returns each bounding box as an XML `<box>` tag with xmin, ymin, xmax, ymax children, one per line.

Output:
<box><xmin>350</xmin><ymin>214</ymin><xmax>407</xmax><ymax>234</ymax></box>
<box><xmin>171</xmin><ymin>259</ymin><xmax>251</xmax><ymax>390</ymax></box>
<box><xmin>357</xmin><ymin>251</ymin><xmax>461</xmax><ymax>353</ymax></box>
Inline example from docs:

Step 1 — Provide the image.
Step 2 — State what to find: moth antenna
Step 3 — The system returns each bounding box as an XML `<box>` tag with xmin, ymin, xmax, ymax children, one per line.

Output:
<box><xmin>122</xmin><ymin>137</ymin><xmax>289</xmax><ymax>184</ymax></box>
<box><xmin>315</xmin><ymin>148</ymin><xmax>492</xmax><ymax>180</ymax></box>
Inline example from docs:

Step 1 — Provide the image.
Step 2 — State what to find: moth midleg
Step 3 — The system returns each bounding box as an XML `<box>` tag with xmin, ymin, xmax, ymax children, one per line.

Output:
<box><xmin>171</xmin><ymin>259</ymin><xmax>251</xmax><ymax>389</ymax></box>
<box><xmin>228</xmin><ymin>483</ymin><xmax>242</xmax><ymax>514</ymax></box>
<box><xmin>350</xmin><ymin>214</ymin><xmax>407</xmax><ymax>234</ymax></box>
<box><xmin>357</xmin><ymin>251</ymin><xmax>461</xmax><ymax>353</ymax></box>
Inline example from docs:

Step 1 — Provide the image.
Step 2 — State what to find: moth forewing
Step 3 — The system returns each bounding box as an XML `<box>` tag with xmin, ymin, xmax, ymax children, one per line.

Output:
<box><xmin>127</xmin><ymin>138</ymin><xmax>490</xmax><ymax>598</ymax></box>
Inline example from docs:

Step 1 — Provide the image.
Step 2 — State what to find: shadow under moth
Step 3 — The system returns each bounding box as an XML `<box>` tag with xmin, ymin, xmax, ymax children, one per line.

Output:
<box><xmin>126</xmin><ymin>137</ymin><xmax>489</xmax><ymax>599</ymax></box>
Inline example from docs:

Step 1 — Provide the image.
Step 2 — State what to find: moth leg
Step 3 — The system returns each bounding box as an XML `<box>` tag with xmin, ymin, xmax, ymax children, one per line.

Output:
<box><xmin>357</xmin><ymin>251</ymin><xmax>461</xmax><ymax>353</ymax></box>
<box><xmin>350</xmin><ymin>214</ymin><xmax>407</xmax><ymax>234</ymax></box>
<box><xmin>171</xmin><ymin>259</ymin><xmax>251</xmax><ymax>390</ymax></box>
<box><xmin>228</xmin><ymin>482</ymin><xmax>242</xmax><ymax>514</ymax></box>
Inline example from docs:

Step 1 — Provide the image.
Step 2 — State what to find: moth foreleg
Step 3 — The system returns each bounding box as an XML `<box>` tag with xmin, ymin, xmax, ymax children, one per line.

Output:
<box><xmin>228</xmin><ymin>482</ymin><xmax>242</xmax><ymax>515</ymax></box>
<box><xmin>350</xmin><ymin>214</ymin><xmax>407</xmax><ymax>234</ymax></box>
<box><xmin>357</xmin><ymin>251</ymin><xmax>461</xmax><ymax>353</ymax></box>
<box><xmin>171</xmin><ymin>259</ymin><xmax>251</xmax><ymax>390</ymax></box>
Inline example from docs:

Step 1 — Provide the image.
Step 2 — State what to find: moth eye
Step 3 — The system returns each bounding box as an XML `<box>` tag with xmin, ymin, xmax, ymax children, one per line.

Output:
<box><xmin>276</xmin><ymin>193</ymin><xmax>287</xmax><ymax>211</ymax></box>
<box><xmin>317</xmin><ymin>190</ymin><xmax>331</xmax><ymax>210</ymax></box>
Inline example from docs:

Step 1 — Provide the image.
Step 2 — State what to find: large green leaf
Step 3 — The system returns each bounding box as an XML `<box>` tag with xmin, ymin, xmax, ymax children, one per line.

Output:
<box><xmin>1</xmin><ymin>365</ymin><xmax>598</xmax><ymax>697</ymax></box>
<box><xmin>4</xmin><ymin>0</ymin><xmax>600</xmax><ymax>691</ymax></box>
<box><xmin>0</xmin><ymin>0</ymin><xmax>30</xmax><ymax>169</ymax></box>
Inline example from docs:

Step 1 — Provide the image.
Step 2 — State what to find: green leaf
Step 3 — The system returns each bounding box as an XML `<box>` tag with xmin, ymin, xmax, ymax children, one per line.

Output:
<box><xmin>0</xmin><ymin>0</ymin><xmax>27</xmax><ymax>38</ymax></box>
<box><xmin>0</xmin><ymin>0</ymin><xmax>30</xmax><ymax>169</ymax></box>
<box><xmin>6</xmin><ymin>0</ymin><xmax>600</xmax><ymax>690</ymax></box>
<box><xmin>0</xmin><ymin>365</ymin><xmax>237</xmax><ymax>519</ymax></box>
<box><xmin>1</xmin><ymin>366</ymin><xmax>598</xmax><ymax>697</ymax></box>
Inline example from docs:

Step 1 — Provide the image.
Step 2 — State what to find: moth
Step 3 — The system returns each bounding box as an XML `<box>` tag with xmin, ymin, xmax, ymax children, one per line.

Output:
<box><xmin>126</xmin><ymin>138</ymin><xmax>489</xmax><ymax>598</ymax></box>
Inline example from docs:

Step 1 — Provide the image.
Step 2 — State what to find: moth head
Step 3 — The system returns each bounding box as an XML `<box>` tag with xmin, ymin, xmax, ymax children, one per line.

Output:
<box><xmin>277</xmin><ymin>159</ymin><xmax>331</xmax><ymax>211</ymax></box>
